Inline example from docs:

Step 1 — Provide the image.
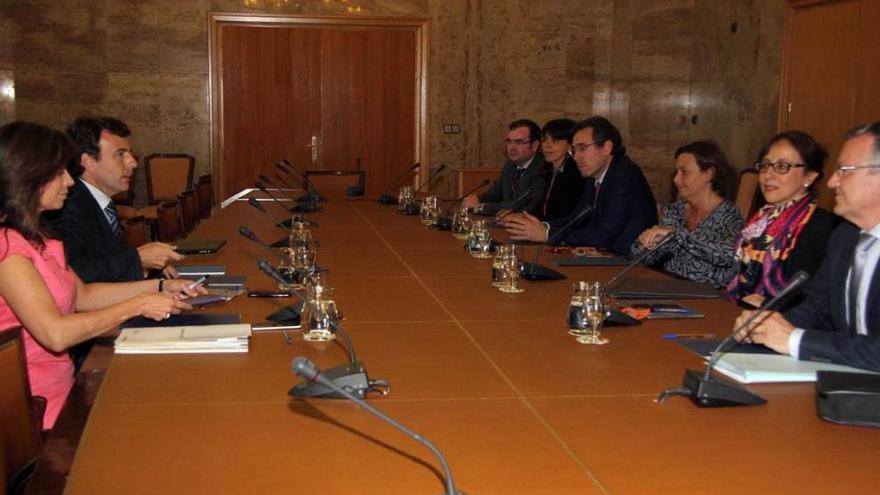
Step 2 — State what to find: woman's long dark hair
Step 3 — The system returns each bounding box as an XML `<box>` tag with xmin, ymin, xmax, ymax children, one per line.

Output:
<box><xmin>0</xmin><ymin>121</ymin><xmax>73</xmax><ymax>249</ymax></box>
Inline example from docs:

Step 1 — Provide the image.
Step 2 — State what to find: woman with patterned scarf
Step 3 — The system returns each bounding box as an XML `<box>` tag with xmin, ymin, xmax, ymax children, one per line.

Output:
<box><xmin>727</xmin><ymin>130</ymin><xmax>840</xmax><ymax>308</ymax></box>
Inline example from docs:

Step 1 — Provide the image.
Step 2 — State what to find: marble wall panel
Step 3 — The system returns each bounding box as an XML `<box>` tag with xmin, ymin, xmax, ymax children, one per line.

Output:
<box><xmin>0</xmin><ymin>0</ymin><xmax>786</xmax><ymax>207</ymax></box>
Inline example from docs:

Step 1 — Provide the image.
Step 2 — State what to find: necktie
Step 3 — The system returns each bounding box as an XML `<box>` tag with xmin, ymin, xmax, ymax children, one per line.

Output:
<box><xmin>105</xmin><ymin>201</ymin><xmax>121</xmax><ymax>240</ymax></box>
<box><xmin>512</xmin><ymin>168</ymin><xmax>526</xmax><ymax>194</ymax></box>
<box><xmin>849</xmin><ymin>233</ymin><xmax>877</xmax><ymax>334</ymax></box>
<box><xmin>594</xmin><ymin>181</ymin><xmax>602</xmax><ymax>204</ymax></box>
<box><xmin>543</xmin><ymin>169</ymin><xmax>559</xmax><ymax>218</ymax></box>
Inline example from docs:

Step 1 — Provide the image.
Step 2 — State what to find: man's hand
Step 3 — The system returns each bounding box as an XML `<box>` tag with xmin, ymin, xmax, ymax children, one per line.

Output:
<box><xmin>137</xmin><ymin>242</ymin><xmax>184</xmax><ymax>270</ymax></box>
<box><xmin>501</xmin><ymin>212</ymin><xmax>548</xmax><ymax>242</ymax></box>
<box><xmin>732</xmin><ymin>310</ymin><xmax>795</xmax><ymax>355</ymax></box>
<box><xmin>462</xmin><ymin>194</ymin><xmax>481</xmax><ymax>210</ymax></box>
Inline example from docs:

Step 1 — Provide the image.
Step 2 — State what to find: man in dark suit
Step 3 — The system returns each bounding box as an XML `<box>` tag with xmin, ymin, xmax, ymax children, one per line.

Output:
<box><xmin>735</xmin><ymin>121</ymin><xmax>880</xmax><ymax>371</ymax></box>
<box><xmin>461</xmin><ymin>119</ymin><xmax>547</xmax><ymax>216</ymax></box>
<box><xmin>501</xmin><ymin>116</ymin><xmax>657</xmax><ymax>254</ymax></box>
<box><xmin>47</xmin><ymin>117</ymin><xmax>183</xmax><ymax>283</ymax></box>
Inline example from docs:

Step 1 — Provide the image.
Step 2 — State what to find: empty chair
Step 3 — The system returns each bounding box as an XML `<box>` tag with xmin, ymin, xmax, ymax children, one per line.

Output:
<box><xmin>178</xmin><ymin>190</ymin><xmax>199</xmax><ymax>237</ymax></box>
<box><xmin>122</xmin><ymin>216</ymin><xmax>148</xmax><ymax>249</ymax></box>
<box><xmin>735</xmin><ymin>169</ymin><xmax>759</xmax><ymax>219</ymax></box>
<box><xmin>144</xmin><ymin>154</ymin><xmax>194</xmax><ymax>205</ymax></box>
<box><xmin>156</xmin><ymin>200</ymin><xmax>182</xmax><ymax>243</ymax></box>
<box><xmin>1</xmin><ymin>327</ymin><xmax>43</xmax><ymax>495</ymax></box>
<box><xmin>196</xmin><ymin>174</ymin><xmax>214</xmax><ymax>220</ymax></box>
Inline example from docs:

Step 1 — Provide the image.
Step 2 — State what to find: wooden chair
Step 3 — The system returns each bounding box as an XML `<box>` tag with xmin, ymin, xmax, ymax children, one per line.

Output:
<box><xmin>144</xmin><ymin>154</ymin><xmax>194</xmax><ymax>205</ymax></box>
<box><xmin>156</xmin><ymin>200</ymin><xmax>182</xmax><ymax>243</ymax></box>
<box><xmin>1</xmin><ymin>327</ymin><xmax>42</xmax><ymax>495</ymax></box>
<box><xmin>196</xmin><ymin>174</ymin><xmax>214</xmax><ymax>220</ymax></box>
<box><xmin>735</xmin><ymin>169</ymin><xmax>760</xmax><ymax>219</ymax></box>
<box><xmin>178</xmin><ymin>190</ymin><xmax>199</xmax><ymax>237</ymax></box>
<box><xmin>122</xmin><ymin>215</ymin><xmax>148</xmax><ymax>249</ymax></box>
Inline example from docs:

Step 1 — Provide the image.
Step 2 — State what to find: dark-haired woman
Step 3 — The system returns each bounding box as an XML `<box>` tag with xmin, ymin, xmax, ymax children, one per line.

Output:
<box><xmin>632</xmin><ymin>141</ymin><xmax>743</xmax><ymax>286</ymax></box>
<box><xmin>727</xmin><ymin>130</ymin><xmax>840</xmax><ymax>307</ymax></box>
<box><xmin>0</xmin><ymin>121</ymin><xmax>201</xmax><ymax>429</ymax></box>
<box><xmin>538</xmin><ymin>118</ymin><xmax>586</xmax><ymax>221</ymax></box>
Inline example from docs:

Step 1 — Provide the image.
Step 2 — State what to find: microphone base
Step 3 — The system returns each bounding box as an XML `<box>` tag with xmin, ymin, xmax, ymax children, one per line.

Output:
<box><xmin>403</xmin><ymin>204</ymin><xmax>420</xmax><ymax>215</ymax></box>
<box><xmin>605</xmin><ymin>309</ymin><xmax>641</xmax><ymax>327</ymax></box>
<box><xmin>290</xmin><ymin>202</ymin><xmax>322</xmax><ymax>213</ymax></box>
<box><xmin>434</xmin><ymin>216</ymin><xmax>452</xmax><ymax>231</ymax></box>
<box><xmin>266</xmin><ymin>303</ymin><xmax>303</xmax><ymax>325</ymax></box>
<box><xmin>270</xmin><ymin>237</ymin><xmax>288</xmax><ymax>248</ymax></box>
<box><xmin>518</xmin><ymin>262</ymin><xmax>567</xmax><ymax>281</ymax></box>
<box><xmin>346</xmin><ymin>186</ymin><xmax>364</xmax><ymax>197</ymax></box>
<box><xmin>673</xmin><ymin>369</ymin><xmax>767</xmax><ymax>407</ymax></box>
<box><xmin>289</xmin><ymin>361</ymin><xmax>376</xmax><ymax>400</ymax></box>
<box><xmin>377</xmin><ymin>194</ymin><xmax>398</xmax><ymax>205</ymax></box>
<box><xmin>296</xmin><ymin>192</ymin><xmax>322</xmax><ymax>203</ymax></box>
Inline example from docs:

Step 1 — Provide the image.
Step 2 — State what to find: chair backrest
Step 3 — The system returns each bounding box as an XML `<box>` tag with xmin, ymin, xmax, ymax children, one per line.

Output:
<box><xmin>156</xmin><ymin>200</ymin><xmax>182</xmax><ymax>243</ymax></box>
<box><xmin>123</xmin><ymin>215</ymin><xmax>148</xmax><ymax>248</ymax></box>
<box><xmin>196</xmin><ymin>174</ymin><xmax>214</xmax><ymax>220</ymax></box>
<box><xmin>144</xmin><ymin>154</ymin><xmax>194</xmax><ymax>205</ymax></box>
<box><xmin>735</xmin><ymin>170</ymin><xmax>760</xmax><ymax>219</ymax></box>
<box><xmin>178</xmin><ymin>190</ymin><xmax>199</xmax><ymax>237</ymax></box>
<box><xmin>1</xmin><ymin>328</ymin><xmax>42</xmax><ymax>495</ymax></box>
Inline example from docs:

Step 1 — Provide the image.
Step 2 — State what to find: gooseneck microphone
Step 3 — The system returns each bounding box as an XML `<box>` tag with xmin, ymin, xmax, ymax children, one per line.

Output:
<box><xmin>238</xmin><ymin>226</ymin><xmax>280</xmax><ymax>258</ymax></box>
<box><xmin>247</xmin><ymin>197</ymin><xmax>288</xmax><ymax>231</ymax></box>
<box><xmin>657</xmin><ymin>270</ymin><xmax>810</xmax><ymax>407</ymax></box>
<box><xmin>291</xmin><ymin>357</ymin><xmax>465</xmax><ymax>495</ymax></box>
<box><xmin>603</xmin><ymin>232</ymin><xmax>675</xmax><ymax>290</ymax></box>
<box><xmin>435</xmin><ymin>179</ymin><xmax>491</xmax><ymax>231</ymax></box>
<box><xmin>258</xmin><ymin>174</ymin><xmax>320</xmax><ymax>227</ymax></box>
<box><xmin>378</xmin><ymin>162</ymin><xmax>420</xmax><ymax>204</ymax></box>
<box><xmin>403</xmin><ymin>164</ymin><xmax>448</xmax><ymax>215</ymax></box>
<box><xmin>277</xmin><ymin>159</ymin><xmax>322</xmax><ymax>205</ymax></box>
<box><xmin>518</xmin><ymin>204</ymin><xmax>592</xmax><ymax>281</ymax></box>
<box><xmin>258</xmin><ymin>260</ymin><xmax>389</xmax><ymax>399</ymax></box>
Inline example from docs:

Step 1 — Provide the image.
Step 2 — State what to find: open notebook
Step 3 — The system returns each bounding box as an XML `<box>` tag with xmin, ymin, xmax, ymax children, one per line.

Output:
<box><xmin>114</xmin><ymin>324</ymin><xmax>252</xmax><ymax>354</ymax></box>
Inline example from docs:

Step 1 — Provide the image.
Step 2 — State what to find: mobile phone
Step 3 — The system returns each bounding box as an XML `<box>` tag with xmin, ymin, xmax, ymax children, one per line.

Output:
<box><xmin>247</xmin><ymin>290</ymin><xmax>292</xmax><ymax>298</ymax></box>
<box><xmin>187</xmin><ymin>294</ymin><xmax>229</xmax><ymax>307</ymax></box>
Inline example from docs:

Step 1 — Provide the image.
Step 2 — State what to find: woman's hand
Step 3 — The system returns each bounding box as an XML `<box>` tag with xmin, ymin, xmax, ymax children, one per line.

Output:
<box><xmin>137</xmin><ymin>292</ymin><xmax>193</xmax><ymax>321</ymax></box>
<box><xmin>160</xmin><ymin>278</ymin><xmax>209</xmax><ymax>298</ymax></box>
<box><xmin>637</xmin><ymin>225</ymin><xmax>672</xmax><ymax>249</ymax></box>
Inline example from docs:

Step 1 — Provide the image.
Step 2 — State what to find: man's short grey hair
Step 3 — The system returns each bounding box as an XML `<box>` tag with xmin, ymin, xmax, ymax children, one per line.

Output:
<box><xmin>846</xmin><ymin>121</ymin><xmax>880</xmax><ymax>170</ymax></box>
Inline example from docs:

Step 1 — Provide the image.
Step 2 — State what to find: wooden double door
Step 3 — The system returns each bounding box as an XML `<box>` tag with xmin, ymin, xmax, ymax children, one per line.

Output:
<box><xmin>212</xmin><ymin>15</ymin><xmax>426</xmax><ymax>200</ymax></box>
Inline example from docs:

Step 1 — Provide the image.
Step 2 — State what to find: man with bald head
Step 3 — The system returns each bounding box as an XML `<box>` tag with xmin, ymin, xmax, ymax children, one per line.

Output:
<box><xmin>735</xmin><ymin>121</ymin><xmax>880</xmax><ymax>371</ymax></box>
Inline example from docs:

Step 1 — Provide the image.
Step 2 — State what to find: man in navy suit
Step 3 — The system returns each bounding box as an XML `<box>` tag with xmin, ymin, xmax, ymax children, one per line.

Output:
<box><xmin>501</xmin><ymin>116</ymin><xmax>657</xmax><ymax>254</ymax></box>
<box><xmin>47</xmin><ymin>117</ymin><xmax>183</xmax><ymax>283</ymax></box>
<box><xmin>735</xmin><ymin>121</ymin><xmax>880</xmax><ymax>371</ymax></box>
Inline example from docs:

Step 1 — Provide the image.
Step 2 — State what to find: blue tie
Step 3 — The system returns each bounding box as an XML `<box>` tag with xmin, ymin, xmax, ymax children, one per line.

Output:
<box><xmin>105</xmin><ymin>201</ymin><xmax>121</xmax><ymax>239</ymax></box>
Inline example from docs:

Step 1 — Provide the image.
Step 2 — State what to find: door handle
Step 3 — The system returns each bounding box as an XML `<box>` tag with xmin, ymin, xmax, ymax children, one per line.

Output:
<box><xmin>306</xmin><ymin>135</ymin><xmax>320</xmax><ymax>164</ymax></box>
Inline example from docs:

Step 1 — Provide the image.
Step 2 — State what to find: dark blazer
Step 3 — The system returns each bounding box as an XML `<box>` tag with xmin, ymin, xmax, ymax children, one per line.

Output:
<box><xmin>548</xmin><ymin>154</ymin><xmax>657</xmax><ymax>254</ymax></box>
<box><xmin>478</xmin><ymin>153</ymin><xmax>547</xmax><ymax>216</ymax></box>
<box><xmin>540</xmin><ymin>155</ymin><xmax>586</xmax><ymax>221</ymax></box>
<box><xmin>781</xmin><ymin>207</ymin><xmax>840</xmax><ymax>281</ymax></box>
<box><xmin>785</xmin><ymin>222</ymin><xmax>880</xmax><ymax>371</ymax></box>
<box><xmin>45</xmin><ymin>179</ymin><xmax>142</xmax><ymax>283</ymax></box>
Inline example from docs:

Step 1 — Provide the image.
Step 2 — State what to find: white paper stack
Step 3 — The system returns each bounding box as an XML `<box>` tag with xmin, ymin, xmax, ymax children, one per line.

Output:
<box><xmin>114</xmin><ymin>324</ymin><xmax>252</xmax><ymax>354</ymax></box>
<box><xmin>711</xmin><ymin>353</ymin><xmax>874</xmax><ymax>384</ymax></box>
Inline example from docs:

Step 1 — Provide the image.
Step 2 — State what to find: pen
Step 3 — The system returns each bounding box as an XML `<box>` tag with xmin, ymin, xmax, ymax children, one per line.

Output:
<box><xmin>187</xmin><ymin>275</ymin><xmax>207</xmax><ymax>289</ymax></box>
<box><xmin>662</xmin><ymin>333</ymin><xmax>715</xmax><ymax>340</ymax></box>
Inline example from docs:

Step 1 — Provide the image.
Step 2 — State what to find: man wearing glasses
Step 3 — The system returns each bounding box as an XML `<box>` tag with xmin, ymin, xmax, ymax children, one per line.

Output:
<box><xmin>734</xmin><ymin>121</ymin><xmax>880</xmax><ymax>371</ymax></box>
<box><xmin>462</xmin><ymin>119</ymin><xmax>546</xmax><ymax>216</ymax></box>
<box><xmin>501</xmin><ymin>116</ymin><xmax>657</xmax><ymax>254</ymax></box>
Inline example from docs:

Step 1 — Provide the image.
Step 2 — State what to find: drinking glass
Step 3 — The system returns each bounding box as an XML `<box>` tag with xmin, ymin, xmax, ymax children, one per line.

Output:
<box><xmin>467</xmin><ymin>219</ymin><xmax>493</xmax><ymax>259</ymax></box>
<box><xmin>451</xmin><ymin>205</ymin><xmax>472</xmax><ymax>240</ymax></box>
<box><xmin>491</xmin><ymin>245</ymin><xmax>511</xmax><ymax>287</ymax></box>
<box><xmin>498</xmin><ymin>251</ymin><xmax>524</xmax><ymax>293</ymax></box>
<box><xmin>420</xmin><ymin>195</ymin><xmax>439</xmax><ymax>225</ymax></box>
<box><xmin>577</xmin><ymin>283</ymin><xmax>610</xmax><ymax>345</ymax></box>
<box><xmin>289</xmin><ymin>221</ymin><xmax>312</xmax><ymax>248</ymax></box>
<box><xmin>276</xmin><ymin>247</ymin><xmax>300</xmax><ymax>290</ymax></box>
<box><xmin>303</xmin><ymin>287</ymin><xmax>339</xmax><ymax>342</ymax></box>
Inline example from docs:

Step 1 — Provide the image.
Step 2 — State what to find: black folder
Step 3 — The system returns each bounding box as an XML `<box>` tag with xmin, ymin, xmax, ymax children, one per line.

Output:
<box><xmin>552</xmin><ymin>256</ymin><xmax>630</xmax><ymax>267</ymax></box>
<box><xmin>175</xmin><ymin>239</ymin><xmax>227</xmax><ymax>254</ymax></box>
<box><xmin>611</xmin><ymin>277</ymin><xmax>722</xmax><ymax>299</ymax></box>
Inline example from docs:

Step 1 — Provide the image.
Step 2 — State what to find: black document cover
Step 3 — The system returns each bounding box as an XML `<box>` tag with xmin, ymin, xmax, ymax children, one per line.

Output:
<box><xmin>175</xmin><ymin>239</ymin><xmax>227</xmax><ymax>254</ymax></box>
<box><xmin>121</xmin><ymin>313</ymin><xmax>241</xmax><ymax>329</ymax></box>
<box><xmin>611</xmin><ymin>277</ymin><xmax>722</xmax><ymax>299</ymax></box>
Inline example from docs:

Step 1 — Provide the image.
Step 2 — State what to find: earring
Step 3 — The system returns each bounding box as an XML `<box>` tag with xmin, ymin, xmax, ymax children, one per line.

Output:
<box><xmin>804</xmin><ymin>183</ymin><xmax>810</xmax><ymax>188</ymax></box>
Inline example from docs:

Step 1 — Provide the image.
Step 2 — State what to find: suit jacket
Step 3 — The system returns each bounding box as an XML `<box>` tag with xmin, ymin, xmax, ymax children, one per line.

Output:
<box><xmin>478</xmin><ymin>153</ymin><xmax>547</xmax><ymax>216</ymax></box>
<box><xmin>540</xmin><ymin>155</ymin><xmax>586</xmax><ymax>221</ymax></box>
<box><xmin>45</xmin><ymin>180</ymin><xmax>143</xmax><ymax>283</ymax></box>
<box><xmin>548</xmin><ymin>154</ymin><xmax>657</xmax><ymax>254</ymax></box>
<box><xmin>785</xmin><ymin>222</ymin><xmax>880</xmax><ymax>371</ymax></box>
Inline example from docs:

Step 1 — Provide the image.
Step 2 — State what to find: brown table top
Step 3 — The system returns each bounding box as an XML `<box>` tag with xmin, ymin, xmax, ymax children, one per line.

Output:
<box><xmin>41</xmin><ymin>194</ymin><xmax>880</xmax><ymax>494</ymax></box>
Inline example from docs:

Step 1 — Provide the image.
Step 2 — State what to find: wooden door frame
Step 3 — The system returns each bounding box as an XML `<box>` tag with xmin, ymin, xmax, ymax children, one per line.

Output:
<box><xmin>208</xmin><ymin>13</ymin><xmax>429</xmax><ymax>201</ymax></box>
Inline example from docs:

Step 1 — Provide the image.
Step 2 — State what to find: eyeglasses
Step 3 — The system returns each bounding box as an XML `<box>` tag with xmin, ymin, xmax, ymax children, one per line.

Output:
<box><xmin>833</xmin><ymin>164</ymin><xmax>880</xmax><ymax>176</ymax></box>
<box><xmin>572</xmin><ymin>142</ymin><xmax>600</xmax><ymax>153</ymax></box>
<box><xmin>505</xmin><ymin>138</ymin><xmax>534</xmax><ymax>146</ymax></box>
<box><xmin>753</xmin><ymin>160</ymin><xmax>805</xmax><ymax>174</ymax></box>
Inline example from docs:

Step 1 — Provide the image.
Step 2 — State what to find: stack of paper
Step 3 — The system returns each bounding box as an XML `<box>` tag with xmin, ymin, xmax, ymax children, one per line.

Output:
<box><xmin>114</xmin><ymin>324</ymin><xmax>252</xmax><ymax>354</ymax></box>
<box><xmin>712</xmin><ymin>353</ymin><xmax>874</xmax><ymax>383</ymax></box>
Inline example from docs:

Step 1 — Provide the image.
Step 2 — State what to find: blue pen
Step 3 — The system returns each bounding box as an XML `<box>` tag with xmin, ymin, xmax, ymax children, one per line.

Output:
<box><xmin>662</xmin><ymin>333</ymin><xmax>715</xmax><ymax>340</ymax></box>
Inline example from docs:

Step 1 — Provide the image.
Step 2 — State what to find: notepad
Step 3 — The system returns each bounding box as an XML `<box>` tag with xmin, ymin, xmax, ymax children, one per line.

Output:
<box><xmin>710</xmin><ymin>353</ymin><xmax>874</xmax><ymax>384</ymax></box>
<box><xmin>175</xmin><ymin>239</ymin><xmax>227</xmax><ymax>254</ymax></box>
<box><xmin>177</xmin><ymin>265</ymin><xmax>226</xmax><ymax>276</ymax></box>
<box><xmin>114</xmin><ymin>324</ymin><xmax>252</xmax><ymax>354</ymax></box>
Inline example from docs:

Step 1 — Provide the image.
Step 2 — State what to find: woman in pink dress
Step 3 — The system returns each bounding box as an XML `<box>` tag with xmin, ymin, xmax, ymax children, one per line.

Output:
<box><xmin>0</xmin><ymin>121</ymin><xmax>201</xmax><ymax>429</ymax></box>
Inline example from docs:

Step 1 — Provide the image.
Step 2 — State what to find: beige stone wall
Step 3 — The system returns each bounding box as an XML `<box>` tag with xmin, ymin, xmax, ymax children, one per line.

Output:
<box><xmin>0</xmin><ymin>0</ymin><xmax>784</xmax><ymax>204</ymax></box>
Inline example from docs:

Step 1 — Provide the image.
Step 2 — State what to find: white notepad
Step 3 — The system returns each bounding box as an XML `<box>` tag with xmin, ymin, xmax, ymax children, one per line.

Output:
<box><xmin>114</xmin><ymin>324</ymin><xmax>252</xmax><ymax>354</ymax></box>
<box><xmin>711</xmin><ymin>353</ymin><xmax>874</xmax><ymax>384</ymax></box>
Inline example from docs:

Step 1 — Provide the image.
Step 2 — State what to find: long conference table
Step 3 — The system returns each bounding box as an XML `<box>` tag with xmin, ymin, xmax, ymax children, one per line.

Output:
<box><xmin>30</xmin><ymin>191</ymin><xmax>880</xmax><ymax>494</ymax></box>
